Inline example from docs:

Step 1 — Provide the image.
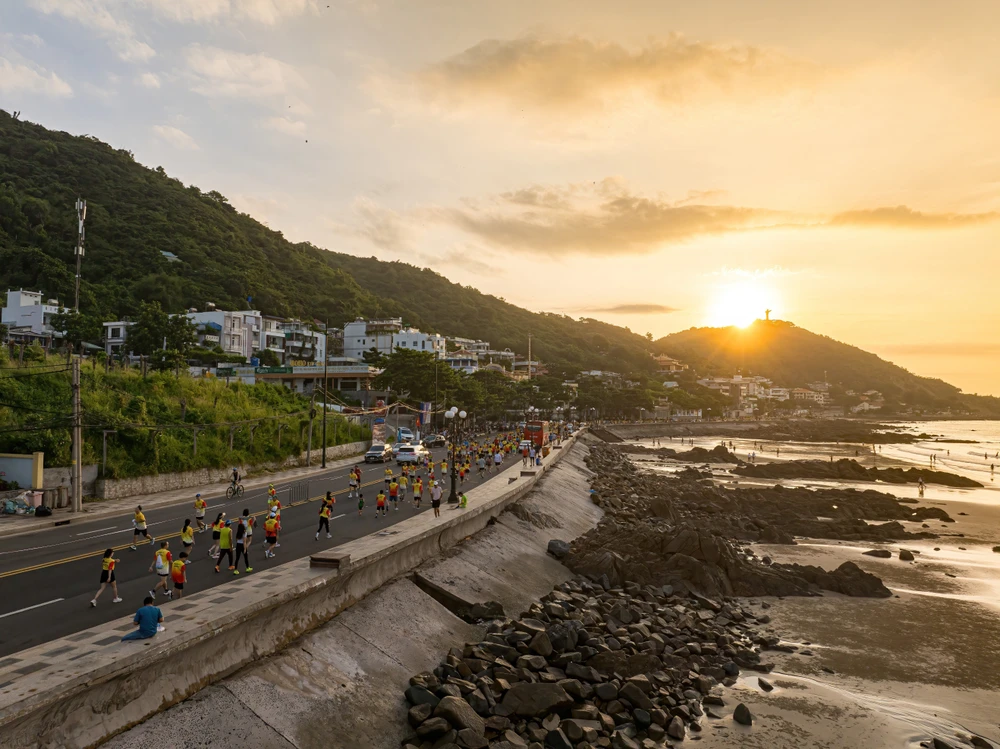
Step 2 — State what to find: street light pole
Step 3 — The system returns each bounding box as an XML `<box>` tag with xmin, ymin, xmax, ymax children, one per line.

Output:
<box><xmin>321</xmin><ymin>321</ymin><xmax>328</xmax><ymax>469</ymax></box>
<box><xmin>74</xmin><ymin>198</ymin><xmax>86</xmax><ymax>313</ymax></box>
<box><xmin>444</xmin><ymin>407</ymin><xmax>466</xmax><ymax>503</ymax></box>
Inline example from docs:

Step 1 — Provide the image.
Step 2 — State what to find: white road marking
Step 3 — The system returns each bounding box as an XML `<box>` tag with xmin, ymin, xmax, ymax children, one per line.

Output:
<box><xmin>0</xmin><ymin>598</ymin><xmax>65</xmax><ymax>619</ymax></box>
<box><xmin>75</xmin><ymin>526</ymin><xmax>117</xmax><ymax>536</ymax></box>
<box><xmin>332</xmin><ymin>514</ymin><xmax>346</xmax><ymax>520</ymax></box>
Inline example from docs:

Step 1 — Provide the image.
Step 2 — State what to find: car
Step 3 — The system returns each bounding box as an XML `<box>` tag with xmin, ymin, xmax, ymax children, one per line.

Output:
<box><xmin>396</xmin><ymin>427</ymin><xmax>414</xmax><ymax>443</ymax></box>
<box><xmin>519</xmin><ymin>439</ymin><xmax>532</xmax><ymax>451</ymax></box>
<box><xmin>421</xmin><ymin>434</ymin><xmax>447</xmax><ymax>448</ymax></box>
<box><xmin>364</xmin><ymin>444</ymin><xmax>392</xmax><ymax>463</ymax></box>
<box><xmin>391</xmin><ymin>441</ymin><xmax>408</xmax><ymax>457</ymax></box>
<box><xmin>396</xmin><ymin>444</ymin><xmax>430</xmax><ymax>465</ymax></box>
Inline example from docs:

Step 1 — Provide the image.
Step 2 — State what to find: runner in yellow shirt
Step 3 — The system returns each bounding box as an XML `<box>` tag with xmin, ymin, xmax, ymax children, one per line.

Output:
<box><xmin>193</xmin><ymin>494</ymin><xmax>208</xmax><ymax>532</ymax></box>
<box><xmin>130</xmin><ymin>505</ymin><xmax>155</xmax><ymax>550</ymax></box>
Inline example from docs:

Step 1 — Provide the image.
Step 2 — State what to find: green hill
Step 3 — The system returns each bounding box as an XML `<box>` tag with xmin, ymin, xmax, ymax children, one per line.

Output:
<box><xmin>0</xmin><ymin>110</ymin><xmax>654</xmax><ymax>376</ymax></box>
<box><xmin>655</xmin><ymin>319</ymin><xmax>999</xmax><ymax>412</ymax></box>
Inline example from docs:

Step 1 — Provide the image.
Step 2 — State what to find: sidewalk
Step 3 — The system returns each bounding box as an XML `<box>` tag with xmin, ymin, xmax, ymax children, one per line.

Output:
<box><xmin>0</xmin><ymin>450</ymin><xmax>367</xmax><ymax>540</ymax></box>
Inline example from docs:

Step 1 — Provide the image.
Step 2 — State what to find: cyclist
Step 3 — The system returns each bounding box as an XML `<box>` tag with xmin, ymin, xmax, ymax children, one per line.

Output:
<box><xmin>230</xmin><ymin>467</ymin><xmax>241</xmax><ymax>491</ymax></box>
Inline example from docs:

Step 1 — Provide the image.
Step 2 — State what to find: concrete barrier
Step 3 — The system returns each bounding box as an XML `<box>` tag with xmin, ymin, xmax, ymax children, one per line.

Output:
<box><xmin>0</xmin><ymin>433</ymin><xmax>581</xmax><ymax>749</ymax></box>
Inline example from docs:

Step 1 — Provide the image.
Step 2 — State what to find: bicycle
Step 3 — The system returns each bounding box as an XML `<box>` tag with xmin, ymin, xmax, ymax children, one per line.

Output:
<box><xmin>226</xmin><ymin>482</ymin><xmax>244</xmax><ymax>499</ymax></box>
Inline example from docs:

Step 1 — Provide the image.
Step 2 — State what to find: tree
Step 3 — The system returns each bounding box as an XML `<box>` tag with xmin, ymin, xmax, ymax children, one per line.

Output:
<box><xmin>362</xmin><ymin>347</ymin><xmax>388</xmax><ymax>367</ymax></box>
<box><xmin>165</xmin><ymin>314</ymin><xmax>197</xmax><ymax>357</ymax></box>
<box><xmin>51</xmin><ymin>310</ymin><xmax>101</xmax><ymax>350</ymax></box>
<box><xmin>126</xmin><ymin>301</ymin><xmax>169</xmax><ymax>357</ymax></box>
<box><xmin>254</xmin><ymin>348</ymin><xmax>281</xmax><ymax>367</ymax></box>
<box><xmin>374</xmin><ymin>348</ymin><xmax>461</xmax><ymax>405</ymax></box>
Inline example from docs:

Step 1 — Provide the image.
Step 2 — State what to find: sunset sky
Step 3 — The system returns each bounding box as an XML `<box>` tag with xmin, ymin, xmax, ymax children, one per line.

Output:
<box><xmin>2</xmin><ymin>1</ymin><xmax>998</xmax><ymax>394</ymax></box>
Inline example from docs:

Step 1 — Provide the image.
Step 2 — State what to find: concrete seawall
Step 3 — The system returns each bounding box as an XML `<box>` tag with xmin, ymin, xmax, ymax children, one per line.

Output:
<box><xmin>0</xmin><ymin>435</ymin><xmax>581</xmax><ymax>749</ymax></box>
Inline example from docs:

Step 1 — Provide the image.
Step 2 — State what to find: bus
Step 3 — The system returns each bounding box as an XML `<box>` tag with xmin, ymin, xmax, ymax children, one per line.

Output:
<box><xmin>524</xmin><ymin>420</ymin><xmax>550</xmax><ymax>449</ymax></box>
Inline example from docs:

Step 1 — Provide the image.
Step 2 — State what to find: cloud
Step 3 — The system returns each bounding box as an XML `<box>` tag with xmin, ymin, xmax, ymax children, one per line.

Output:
<box><xmin>137</xmin><ymin>72</ymin><xmax>160</xmax><ymax>89</ymax></box>
<box><xmin>152</xmin><ymin>124</ymin><xmax>199</xmax><ymax>150</ymax></box>
<box><xmin>263</xmin><ymin>116</ymin><xmax>307</xmax><ymax>137</ymax></box>
<box><xmin>587</xmin><ymin>303</ymin><xmax>680</xmax><ymax>315</ymax></box>
<box><xmin>142</xmin><ymin>0</ymin><xmax>317</xmax><ymax>25</ymax></box>
<box><xmin>0</xmin><ymin>57</ymin><xmax>72</xmax><ymax>97</ymax></box>
<box><xmin>421</xmin><ymin>34</ymin><xmax>820</xmax><ymax>111</ymax></box>
<box><xmin>439</xmin><ymin>178</ymin><xmax>786</xmax><ymax>256</ymax></box>
<box><xmin>828</xmin><ymin>206</ymin><xmax>998</xmax><ymax>228</ymax></box>
<box><xmin>350</xmin><ymin>197</ymin><xmax>409</xmax><ymax>250</ymax></box>
<box><xmin>184</xmin><ymin>45</ymin><xmax>306</xmax><ymax>98</ymax></box>
<box><xmin>28</xmin><ymin>0</ymin><xmax>155</xmax><ymax>62</ymax></box>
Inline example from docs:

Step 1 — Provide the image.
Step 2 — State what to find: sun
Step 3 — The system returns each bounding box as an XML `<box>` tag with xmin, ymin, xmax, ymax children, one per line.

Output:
<box><xmin>707</xmin><ymin>279</ymin><xmax>776</xmax><ymax>328</ymax></box>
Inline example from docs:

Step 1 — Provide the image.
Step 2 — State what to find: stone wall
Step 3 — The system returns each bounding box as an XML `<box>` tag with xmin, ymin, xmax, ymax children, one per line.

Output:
<box><xmin>42</xmin><ymin>464</ymin><xmax>99</xmax><ymax>495</ymax></box>
<box><xmin>94</xmin><ymin>440</ymin><xmax>369</xmax><ymax>500</ymax></box>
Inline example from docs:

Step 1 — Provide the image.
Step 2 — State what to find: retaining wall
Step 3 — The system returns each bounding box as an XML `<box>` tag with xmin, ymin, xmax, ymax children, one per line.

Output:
<box><xmin>94</xmin><ymin>440</ymin><xmax>368</xmax><ymax>499</ymax></box>
<box><xmin>0</xmin><ymin>435</ymin><xmax>579</xmax><ymax>749</ymax></box>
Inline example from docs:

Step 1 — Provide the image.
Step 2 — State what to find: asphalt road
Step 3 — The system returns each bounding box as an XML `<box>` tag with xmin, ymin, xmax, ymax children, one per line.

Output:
<box><xmin>0</xmin><ymin>443</ymin><xmax>520</xmax><ymax>657</ymax></box>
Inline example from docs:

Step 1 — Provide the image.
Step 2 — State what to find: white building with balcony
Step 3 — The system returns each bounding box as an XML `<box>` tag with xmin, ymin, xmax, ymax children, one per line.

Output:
<box><xmin>2</xmin><ymin>289</ymin><xmax>64</xmax><ymax>344</ymax></box>
<box><xmin>444</xmin><ymin>348</ymin><xmax>479</xmax><ymax>374</ymax></box>
<box><xmin>261</xmin><ymin>315</ymin><xmax>286</xmax><ymax>361</ymax></box>
<box><xmin>186</xmin><ymin>307</ymin><xmax>261</xmax><ymax>362</ymax></box>
<box><xmin>281</xmin><ymin>320</ymin><xmax>326</xmax><ymax>365</ymax></box>
<box><xmin>102</xmin><ymin>321</ymin><xmax>134</xmax><ymax>357</ymax></box>
<box><xmin>341</xmin><ymin>318</ymin><xmax>445</xmax><ymax>360</ymax></box>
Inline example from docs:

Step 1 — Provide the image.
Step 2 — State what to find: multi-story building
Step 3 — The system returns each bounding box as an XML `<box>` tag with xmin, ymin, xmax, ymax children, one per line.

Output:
<box><xmin>2</xmin><ymin>289</ymin><xmax>64</xmax><ymax>344</ymax></box>
<box><xmin>261</xmin><ymin>315</ymin><xmax>286</xmax><ymax>362</ymax></box>
<box><xmin>697</xmin><ymin>374</ymin><xmax>772</xmax><ymax>398</ymax></box>
<box><xmin>652</xmin><ymin>354</ymin><xmax>688</xmax><ymax>374</ymax></box>
<box><xmin>444</xmin><ymin>348</ymin><xmax>479</xmax><ymax>374</ymax></box>
<box><xmin>102</xmin><ymin>321</ymin><xmax>133</xmax><ymax>357</ymax></box>
<box><xmin>341</xmin><ymin>318</ymin><xmax>445</xmax><ymax>360</ymax></box>
<box><xmin>186</xmin><ymin>306</ymin><xmax>262</xmax><ymax>361</ymax></box>
<box><xmin>281</xmin><ymin>319</ymin><xmax>326</xmax><ymax>365</ymax></box>
<box><xmin>791</xmin><ymin>387</ymin><xmax>829</xmax><ymax>404</ymax></box>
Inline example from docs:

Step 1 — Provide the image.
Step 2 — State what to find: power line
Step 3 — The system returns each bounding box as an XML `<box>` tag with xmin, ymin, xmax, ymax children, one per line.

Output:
<box><xmin>0</xmin><ymin>401</ymin><xmax>71</xmax><ymax>416</ymax></box>
<box><xmin>0</xmin><ymin>367</ymin><xmax>72</xmax><ymax>379</ymax></box>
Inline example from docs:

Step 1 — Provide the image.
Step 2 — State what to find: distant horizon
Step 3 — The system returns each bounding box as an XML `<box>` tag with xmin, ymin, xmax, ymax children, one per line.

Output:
<box><xmin>2</xmin><ymin>1</ymin><xmax>997</xmax><ymax>395</ymax></box>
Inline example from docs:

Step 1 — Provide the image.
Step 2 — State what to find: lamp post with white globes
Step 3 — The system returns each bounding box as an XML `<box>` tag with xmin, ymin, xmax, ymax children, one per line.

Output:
<box><xmin>443</xmin><ymin>406</ymin><xmax>467</xmax><ymax>504</ymax></box>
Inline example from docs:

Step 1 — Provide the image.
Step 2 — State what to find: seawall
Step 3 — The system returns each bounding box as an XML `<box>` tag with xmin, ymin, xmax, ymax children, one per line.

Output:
<box><xmin>0</xmin><ymin>434</ymin><xmax>585</xmax><ymax>748</ymax></box>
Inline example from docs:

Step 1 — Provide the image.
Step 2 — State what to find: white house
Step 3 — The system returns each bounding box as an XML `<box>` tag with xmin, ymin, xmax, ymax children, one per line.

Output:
<box><xmin>341</xmin><ymin>318</ymin><xmax>446</xmax><ymax>360</ymax></box>
<box><xmin>2</xmin><ymin>289</ymin><xmax>64</xmax><ymax>343</ymax></box>
<box><xmin>102</xmin><ymin>321</ymin><xmax>133</xmax><ymax>357</ymax></box>
<box><xmin>281</xmin><ymin>319</ymin><xmax>326</xmax><ymax>365</ymax></box>
<box><xmin>444</xmin><ymin>348</ymin><xmax>479</xmax><ymax>374</ymax></box>
<box><xmin>186</xmin><ymin>306</ymin><xmax>262</xmax><ymax>362</ymax></box>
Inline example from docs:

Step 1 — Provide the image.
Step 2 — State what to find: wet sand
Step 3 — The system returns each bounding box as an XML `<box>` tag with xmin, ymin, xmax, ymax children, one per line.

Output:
<box><xmin>634</xmin><ymin>433</ymin><xmax>1000</xmax><ymax>747</ymax></box>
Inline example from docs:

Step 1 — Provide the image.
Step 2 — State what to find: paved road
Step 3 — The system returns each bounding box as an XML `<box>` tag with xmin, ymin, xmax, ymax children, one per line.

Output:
<box><xmin>0</xmin><ymin>443</ymin><xmax>522</xmax><ymax>657</ymax></box>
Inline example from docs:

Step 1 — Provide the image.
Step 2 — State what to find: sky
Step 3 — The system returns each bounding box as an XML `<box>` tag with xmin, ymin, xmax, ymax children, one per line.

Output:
<box><xmin>1</xmin><ymin>0</ymin><xmax>999</xmax><ymax>395</ymax></box>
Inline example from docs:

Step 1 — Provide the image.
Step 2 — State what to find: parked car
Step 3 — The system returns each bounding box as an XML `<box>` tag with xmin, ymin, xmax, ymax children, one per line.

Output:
<box><xmin>364</xmin><ymin>444</ymin><xmax>392</xmax><ymax>463</ymax></box>
<box><xmin>396</xmin><ymin>444</ymin><xmax>430</xmax><ymax>465</ymax></box>
<box><xmin>396</xmin><ymin>427</ymin><xmax>414</xmax><ymax>443</ymax></box>
<box><xmin>421</xmin><ymin>434</ymin><xmax>447</xmax><ymax>448</ymax></box>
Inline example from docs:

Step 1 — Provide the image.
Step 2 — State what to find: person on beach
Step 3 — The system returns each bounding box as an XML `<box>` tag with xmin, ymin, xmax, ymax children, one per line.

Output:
<box><xmin>180</xmin><ymin>519</ymin><xmax>195</xmax><ymax>556</ymax></box>
<box><xmin>91</xmin><ymin>549</ymin><xmax>123</xmax><ymax>607</ymax></box>
<box><xmin>208</xmin><ymin>512</ymin><xmax>225</xmax><ymax>557</ymax></box>
<box><xmin>149</xmin><ymin>541</ymin><xmax>172</xmax><ymax>599</ymax></box>
<box><xmin>194</xmin><ymin>494</ymin><xmax>207</xmax><ymax>532</ymax></box>
<box><xmin>130</xmin><ymin>505</ymin><xmax>154</xmax><ymax>550</ymax></box>
<box><xmin>121</xmin><ymin>597</ymin><xmax>163</xmax><ymax>642</ymax></box>
<box><xmin>171</xmin><ymin>553</ymin><xmax>188</xmax><ymax>597</ymax></box>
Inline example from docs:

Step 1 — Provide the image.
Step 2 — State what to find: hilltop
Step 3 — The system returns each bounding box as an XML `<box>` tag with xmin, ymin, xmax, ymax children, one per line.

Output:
<box><xmin>655</xmin><ymin>319</ymin><xmax>999</xmax><ymax>413</ymax></box>
<box><xmin>0</xmin><ymin>110</ymin><xmax>654</xmax><ymax>376</ymax></box>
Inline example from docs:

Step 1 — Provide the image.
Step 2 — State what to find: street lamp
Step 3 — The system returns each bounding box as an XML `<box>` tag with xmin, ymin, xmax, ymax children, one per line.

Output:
<box><xmin>443</xmin><ymin>406</ymin><xmax>467</xmax><ymax>504</ymax></box>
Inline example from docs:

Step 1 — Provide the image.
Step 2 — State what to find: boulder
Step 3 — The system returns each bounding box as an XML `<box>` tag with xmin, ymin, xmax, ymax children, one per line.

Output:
<box><xmin>733</xmin><ymin>703</ymin><xmax>753</xmax><ymax>726</ymax></box>
<box><xmin>435</xmin><ymin>696</ymin><xmax>486</xmax><ymax>736</ymax></box>
<box><xmin>862</xmin><ymin>549</ymin><xmax>892</xmax><ymax>558</ymax></box>
<box><xmin>666</xmin><ymin>715</ymin><xmax>686</xmax><ymax>740</ymax></box>
<box><xmin>898</xmin><ymin>549</ymin><xmax>915</xmax><ymax>562</ymax></box>
<box><xmin>406</xmin><ymin>685</ymin><xmax>441</xmax><ymax>708</ymax></box>
<box><xmin>501</xmin><ymin>683</ymin><xmax>574</xmax><ymax>717</ymax></box>
<box><xmin>416</xmin><ymin>717</ymin><xmax>452</xmax><ymax>739</ymax></box>
<box><xmin>547</xmin><ymin>539</ymin><xmax>571</xmax><ymax>559</ymax></box>
<box><xmin>408</xmin><ymin>703</ymin><xmax>433</xmax><ymax>726</ymax></box>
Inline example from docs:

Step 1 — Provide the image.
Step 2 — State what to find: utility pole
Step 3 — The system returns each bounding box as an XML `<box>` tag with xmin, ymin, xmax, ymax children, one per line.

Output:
<box><xmin>74</xmin><ymin>198</ymin><xmax>87</xmax><ymax>312</ymax></box>
<box><xmin>527</xmin><ymin>333</ymin><xmax>532</xmax><ymax>380</ymax></box>
<box><xmin>71</xmin><ymin>358</ymin><xmax>83</xmax><ymax>512</ymax></box>
<box><xmin>321</xmin><ymin>321</ymin><xmax>329</xmax><ymax>468</ymax></box>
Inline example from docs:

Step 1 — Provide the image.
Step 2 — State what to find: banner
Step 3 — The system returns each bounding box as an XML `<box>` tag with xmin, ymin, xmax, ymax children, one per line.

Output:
<box><xmin>372</xmin><ymin>417</ymin><xmax>386</xmax><ymax>444</ymax></box>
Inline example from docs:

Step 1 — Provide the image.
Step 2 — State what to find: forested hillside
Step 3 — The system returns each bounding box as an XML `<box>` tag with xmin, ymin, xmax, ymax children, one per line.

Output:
<box><xmin>0</xmin><ymin>110</ymin><xmax>654</xmax><ymax>375</ymax></box>
<box><xmin>656</xmin><ymin>320</ymin><xmax>999</xmax><ymax>412</ymax></box>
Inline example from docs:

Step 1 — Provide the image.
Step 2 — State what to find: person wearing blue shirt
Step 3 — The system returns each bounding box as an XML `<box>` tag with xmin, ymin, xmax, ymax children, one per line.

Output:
<box><xmin>121</xmin><ymin>596</ymin><xmax>163</xmax><ymax>641</ymax></box>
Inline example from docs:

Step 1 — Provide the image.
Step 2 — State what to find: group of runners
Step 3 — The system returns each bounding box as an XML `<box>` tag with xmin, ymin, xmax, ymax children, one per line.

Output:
<box><xmin>90</xmin><ymin>430</ymin><xmax>525</xmax><ymax>609</ymax></box>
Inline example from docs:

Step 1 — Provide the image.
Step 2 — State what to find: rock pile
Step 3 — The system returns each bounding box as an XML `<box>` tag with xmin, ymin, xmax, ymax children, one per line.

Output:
<box><xmin>564</xmin><ymin>446</ymin><xmax>902</xmax><ymax>598</ymax></box>
<box><xmin>733</xmin><ymin>459</ymin><xmax>982</xmax><ymax>488</ymax></box>
<box><xmin>402</xmin><ymin>576</ymin><xmax>770</xmax><ymax>749</ymax></box>
<box><xmin>618</xmin><ymin>444</ymin><xmax>745</xmax><ymax>465</ymax></box>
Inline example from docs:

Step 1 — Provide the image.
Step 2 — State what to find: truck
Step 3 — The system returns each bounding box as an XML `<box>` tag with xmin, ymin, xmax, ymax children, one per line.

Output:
<box><xmin>523</xmin><ymin>420</ymin><xmax>550</xmax><ymax>449</ymax></box>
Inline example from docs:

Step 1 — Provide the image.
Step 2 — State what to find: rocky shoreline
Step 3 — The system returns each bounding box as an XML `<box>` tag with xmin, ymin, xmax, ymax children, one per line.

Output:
<box><xmin>732</xmin><ymin>458</ymin><xmax>982</xmax><ymax>487</ymax></box>
<box><xmin>601</xmin><ymin>419</ymin><xmax>920</xmax><ymax>445</ymax></box>
<box><xmin>397</xmin><ymin>440</ymin><xmax>992</xmax><ymax>749</ymax></box>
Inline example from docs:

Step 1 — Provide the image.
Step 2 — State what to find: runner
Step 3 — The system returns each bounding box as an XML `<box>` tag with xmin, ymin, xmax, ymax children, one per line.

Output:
<box><xmin>194</xmin><ymin>494</ymin><xmax>207</xmax><ymax>532</ymax></box>
<box><xmin>233</xmin><ymin>509</ymin><xmax>253</xmax><ymax>575</ymax></box>
<box><xmin>170</xmin><ymin>553</ymin><xmax>188</xmax><ymax>597</ymax></box>
<box><xmin>263</xmin><ymin>512</ymin><xmax>279</xmax><ymax>558</ymax></box>
<box><xmin>431</xmin><ymin>482</ymin><xmax>442</xmax><ymax>518</ymax></box>
<box><xmin>180</xmin><ymin>519</ymin><xmax>195</xmax><ymax>558</ymax></box>
<box><xmin>208</xmin><ymin>512</ymin><xmax>225</xmax><ymax>558</ymax></box>
<box><xmin>389</xmin><ymin>479</ymin><xmax>399</xmax><ymax>511</ymax></box>
<box><xmin>477</xmin><ymin>455</ymin><xmax>486</xmax><ymax>478</ymax></box>
<box><xmin>348</xmin><ymin>467</ymin><xmax>359</xmax><ymax>498</ymax></box>
<box><xmin>399</xmin><ymin>472</ymin><xmax>408</xmax><ymax>498</ymax></box>
<box><xmin>384</xmin><ymin>466</ymin><xmax>393</xmax><ymax>488</ymax></box>
<box><xmin>316</xmin><ymin>502</ymin><xmax>332</xmax><ymax>539</ymax></box>
<box><xmin>215</xmin><ymin>520</ymin><xmax>234</xmax><ymax>573</ymax></box>
<box><xmin>413</xmin><ymin>476</ymin><xmax>423</xmax><ymax>508</ymax></box>
<box><xmin>90</xmin><ymin>549</ymin><xmax>123</xmax><ymax>607</ymax></box>
<box><xmin>376</xmin><ymin>489</ymin><xmax>387</xmax><ymax>518</ymax></box>
<box><xmin>357</xmin><ymin>489</ymin><xmax>365</xmax><ymax>517</ymax></box>
<box><xmin>129</xmin><ymin>505</ymin><xmax>155</xmax><ymax>550</ymax></box>
<box><xmin>522</xmin><ymin>445</ymin><xmax>530</xmax><ymax>467</ymax></box>
<box><xmin>493</xmin><ymin>450</ymin><xmax>502</xmax><ymax>472</ymax></box>
<box><xmin>267</xmin><ymin>494</ymin><xmax>282</xmax><ymax>548</ymax></box>
<box><xmin>149</xmin><ymin>541</ymin><xmax>172</xmax><ymax>599</ymax></box>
